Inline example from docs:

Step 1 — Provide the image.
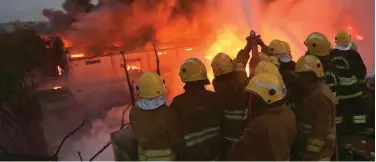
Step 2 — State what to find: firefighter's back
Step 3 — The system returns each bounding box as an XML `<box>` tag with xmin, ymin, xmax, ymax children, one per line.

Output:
<box><xmin>293</xmin><ymin>81</ymin><xmax>336</xmax><ymax>161</ymax></box>
<box><xmin>253</xmin><ymin>104</ymin><xmax>296</xmax><ymax>160</ymax></box>
<box><xmin>130</xmin><ymin>105</ymin><xmax>181</xmax><ymax>160</ymax></box>
<box><xmin>171</xmin><ymin>89</ymin><xmax>223</xmax><ymax>161</ymax></box>
<box><xmin>129</xmin><ymin>72</ymin><xmax>182</xmax><ymax>161</ymax></box>
<box><xmin>212</xmin><ymin>74</ymin><xmax>248</xmax><ymax>144</ymax></box>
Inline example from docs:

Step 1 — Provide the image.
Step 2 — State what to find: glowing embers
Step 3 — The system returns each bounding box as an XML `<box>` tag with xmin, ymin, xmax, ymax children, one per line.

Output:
<box><xmin>127</xmin><ymin>65</ymin><xmax>141</xmax><ymax>70</ymax></box>
<box><xmin>57</xmin><ymin>66</ymin><xmax>63</xmax><ymax>76</ymax></box>
<box><xmin>70</xmin><ymin>53</ymin><xmax>85</xmax><ymax>58</ymax></box>
<box><xmin>126</xmin><ymin>59</ymin><xmax>142</xmax><ymax>72</ymax></box>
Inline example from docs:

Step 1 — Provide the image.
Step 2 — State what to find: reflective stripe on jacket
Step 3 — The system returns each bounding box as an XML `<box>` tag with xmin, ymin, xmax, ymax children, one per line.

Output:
<box><xmin>184</xmin><ymin>127</ymin><xmax>220</xmax><ymax>147</ymax></box>
<box><xmin>139</xmin><ymin>147</ymin><xmax>176</xmax><ymax>161</ymax></box>
<box><xmin>330</xmin><ymin>49</ymin><xmax>366</xmax><ymax>100</ymax></box>
<box><xmin>353</xmin><ymin>115</ymin><xmax>367</xmax><ymax>124</ymax></box>
<box><xmin>212</xmin><ymin>72</ymin><xmax>249</xmax><ymax>143</ymax></box>
<box><xmin>170</xmin><ymin>86</ymin><xmax>223</xmax><ymax>161</ymax></box>
<box><xmin>130</xmin><ymin>104</ymin><xmax>183</xmax><ymax>161</ymax></box>
<box><xmin>292</xmin><ymin>82</ymin><xmax>336</xmax><ymax>161</ymax></box>
<box><xmin>323</xmin><ymin>70</ymin><xmax>339</xmax><ymax>105</ymax></box>
<box><xmin>228</xmin><ymin>104</ymin><xmax>296</xmax><ymax>161</ymax></box>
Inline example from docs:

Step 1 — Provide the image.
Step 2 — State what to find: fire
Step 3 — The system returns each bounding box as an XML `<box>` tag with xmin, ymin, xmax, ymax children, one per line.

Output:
<box><xmin>185</xmin><ymin>48</ymin><xmax>194</xmax><ymax>52</ymax></box>
<box><xmin>71</xmin><ymin>53</ymin><xmax>85</xmax><ymax>58</ymax></box>
<box><xmin>57</xmin><ymin>66</ymin><xmax>63</xmax><ymax>76</ymax></box>
<box><xmin>127</xmin><ymin>65</ymin><xmax>141</xmax><ymax>70</ymax></box>
<box><xmin>204</xmin><ymin>29</ymin><xmax>251</xmax><ymax>82</ymax></box>
<box><xmin>157</xmin><ymin>51</ymin><xmax>168</xmax><ymax>56</ymax></box>
<box><xmin>356</xmin><ymin>35</ymin><xmax>364</xmax><ymax>41</ymax></box>
<box><xmin>347</xmin><ymin>26</ymin><xmax>364</xmax><ymax>40</ymax></box>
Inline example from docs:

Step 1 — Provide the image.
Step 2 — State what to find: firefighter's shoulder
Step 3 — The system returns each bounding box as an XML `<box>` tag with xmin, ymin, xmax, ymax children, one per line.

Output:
<box><xmin>308</xmin><ymin>83</ymin><xmax>334</xmax><ymax>104</ymax></box>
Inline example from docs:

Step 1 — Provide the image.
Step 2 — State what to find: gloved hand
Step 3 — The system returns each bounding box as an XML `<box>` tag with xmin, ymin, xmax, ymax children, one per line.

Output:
<box><xmin>235</xmin><ymin>49</ymin><xmax>250</xmax><ymax>65</ymax></box>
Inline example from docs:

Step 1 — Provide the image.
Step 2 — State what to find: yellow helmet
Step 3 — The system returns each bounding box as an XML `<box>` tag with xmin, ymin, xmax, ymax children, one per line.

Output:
<box><xmin>211</xmin><ymin>52</ymin><xmax>234</xmax><ymax>76</ymax></box>
<box><xmin>351</xmin><ymin>41</ymin><xmax>358</xmax><ymax>51</ymax></box>
<box><xmin>137</xmin><ymin>72</ymin><xmax>165</xmax><ymax>98</ymax></box>
<box><xmin>259</xmin><ymin>52</ymin><xmax>270</xmax><ymax>62</ymax></box>
<box><xmin>269</xmin><ymin>56</ymin><xmax>280</xmax><ymax>66</ymax></box>
<box><xmin>304</xmin><ymin>32</ymin><xmax>332</xmax><ymax>56</ymax></box>
<box><xmin>282</xmin><ymin>41</ymin><xmax>291</xmax><ymax>54</ymax></box>
<box><xmin>245</xmin><ymin>72</ymin><xmax>286</xmax><ymax>104</ymax></box>
<box><xmin>254</xmin><ymin>61</ymin><xmax>281</xmax><ymax>77</ymax></box>
<box><xmin>269</xmin><ymin>39</ymin><xmax>289</xmax><ymax>55</ymax></box>
<box><xmin>180</xmin><ymin>58</ymin><xmax>208</xmax><ymax>83</ymax></box>
<box><xmin>295</xmin><ymin>55</ymin><xmax>324</xmax><ymax>78</ymax></box>
<box><xmin>336</xmin><ymin>29</ymin><xmax>352</xmax><ymax>46</ymax></box>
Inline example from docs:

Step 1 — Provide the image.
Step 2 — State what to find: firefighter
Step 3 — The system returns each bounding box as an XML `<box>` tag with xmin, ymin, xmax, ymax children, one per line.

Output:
<box><xmin>129</xmin><ymin>72</ymin><xmax>183</xmax><ymax>161</ymax></box>
<box><xmin>210</xmin><ymin>53</ymin><xmax>248</xmax><ymax>154</ymax></box>
<box><xmin>170</xmin><ymin>58</ymin><xmax>223</xmax><ymax>160</ymax></box>
<box><xmin>290</xmin><ymin>55</ymin><xmax>336</xmax><ymax>161</ymax></box>
<box><xmin>304</xmin><ymin>32</ymin><xmax>342</xmax><ymax>160</ymax></box>
<box><xmin>228</xmin><ymin>72</ymin><xmax>296</xmax><ymax>161</ymax></box>
<box><xmin>331</xmin><ymin>29</ymin><xmax>367</xmax><ymax>134</ymax></box>
<box><xmin>251</xmin><ymin>61</ymin><xmax>286</xmax><ymax>117</ymax></box>
<box><xmin>258</xmin><ymin>52</ymin><xmax>280</xmax><ymax>67</ymax></box>
<box><xmin>304</xmin><ymin>32</ymin><xmax>339</xmax><ymax>105</ymax></box>
<box><xmin>268</xmin><ymin>39</ymin><xmax>296</xmax><ymax>71</ymax></box>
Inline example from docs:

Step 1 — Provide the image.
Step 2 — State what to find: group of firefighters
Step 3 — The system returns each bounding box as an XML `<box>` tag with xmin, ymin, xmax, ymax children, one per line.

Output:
<box><xmin>129</xmin><ymin>29</ymin><xmax>374</xmax><ymax>161</ymax></box>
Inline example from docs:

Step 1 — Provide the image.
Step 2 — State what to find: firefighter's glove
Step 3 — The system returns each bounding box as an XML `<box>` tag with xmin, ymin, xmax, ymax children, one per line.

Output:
<box><xmin>235</xmin><ymin>49</ymin><xmax>250</xmax><ymax>65</ymax></box>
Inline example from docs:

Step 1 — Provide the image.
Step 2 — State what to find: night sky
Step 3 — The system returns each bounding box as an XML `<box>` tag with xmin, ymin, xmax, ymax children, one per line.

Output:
<box><xmin>0</xmin><ymin>0</ymin><xmax>62</xmax><ymax>22</ymax></box>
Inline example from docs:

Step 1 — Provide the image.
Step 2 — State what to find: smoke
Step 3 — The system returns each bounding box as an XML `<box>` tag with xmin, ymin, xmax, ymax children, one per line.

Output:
<box><xmin>57</xmin><ymin>106</ymin><xmax>128</xmax><ymax>161</ymax></box>
<box><xmin>245</xmin><ymin>0</ymin><xmax>374</xmax><ymax>70</ymax></box>
<box><xmin>40</xmin><ymin>0</ymin><xmax>374</xmax><ymax>161</ymax></box>
<box><xmin>43</xmin><ymin>0</ymin><xmax>213</xmax><ymax>50</ymax></box>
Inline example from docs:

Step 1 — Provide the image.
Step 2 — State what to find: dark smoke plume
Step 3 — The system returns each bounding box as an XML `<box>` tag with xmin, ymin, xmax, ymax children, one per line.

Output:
<box><xmin>43</xmin><ymin>0</ymin><xmax>212</xmax><ymax>53</ymax></box>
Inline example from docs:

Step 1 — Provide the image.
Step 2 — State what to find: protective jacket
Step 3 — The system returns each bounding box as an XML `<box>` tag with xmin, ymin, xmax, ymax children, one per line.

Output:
<box><xmin>279</xmin><ymin>61</ymin><xmax>296</xmax><ymax>71</ymax></box>
<box><xmin>291</xmin><ymin>82</ymin><xmax>336</xmax><ymax>161</ymax></box>
<box><xmin>330</xmin><ymin>49</ymin><xmax>366</xmax><ymax>100</ymax></box>
<box><xmin>129</xmin><ymin>104</ymin><xmax>183</xmax><ymax>161</ymax></box>
<box><xmin>213</xmin><ymin>72</ymin><xmax>248</xmax><ymax>144</ymax></box>
<box><xmin>330</xmin><ymin>49</ymin><xmax>367</xmax><ymax>132</ymax></box>
<box><xmin>228</xmin><ymin>104</ymin><xmax>296</xmax><ymax>161</ymax></box>
<box><xmin>170</xmin><ymin>84</ymin><xmax>223</xmax><ymax>161</ymax></box>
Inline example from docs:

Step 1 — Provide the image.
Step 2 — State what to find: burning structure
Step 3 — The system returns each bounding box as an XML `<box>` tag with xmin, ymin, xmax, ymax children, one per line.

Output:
<box><xmin>42</xmin><ymin>0</ymin><xmax>374</xmax><ymax>101</ymax></box>
<box><xmin>38</xmin><ymin>0</ymin><xmax>375</xmax><ymax>160</ymax></box>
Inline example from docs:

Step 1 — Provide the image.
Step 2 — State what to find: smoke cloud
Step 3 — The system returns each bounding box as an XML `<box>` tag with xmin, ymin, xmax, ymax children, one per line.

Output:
<box><xmin>43</xmin><ymin>0</ymin><xmax>213</xmax><ymax>50</ymax></box>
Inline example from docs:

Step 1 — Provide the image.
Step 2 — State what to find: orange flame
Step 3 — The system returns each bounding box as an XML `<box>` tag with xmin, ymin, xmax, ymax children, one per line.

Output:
<box><xmin>127</xmin><ymin>65</ymin><xmax>141</xmax><ymax>70</ymax></box>
<box><xmin>157</xmin><ymin>51</ymin><xmax>168</xmax><ymax>56</ymax></box>
<box><xmin>185</xmin><ymin>48</ymin><xmax>194</xmax><ymax>52</ymax></box>
<box><xmin>204</xmin><ymin>29</ymin><xmax>250</xmax><ymax>82</ymax></box>
<box><xmin>71</xmin><ymin>53</ymin><xmax>85</xmax><ymax>58</ymax></box>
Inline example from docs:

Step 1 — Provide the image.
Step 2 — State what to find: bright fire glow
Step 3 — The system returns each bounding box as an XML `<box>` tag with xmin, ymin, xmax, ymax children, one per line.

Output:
<box><xmin>57</xmin><ymin>66</ymin><xmax>63</xmax><ymax>76</ymax></box>
<box><xmin>71</xmin><ymin>53</ymin><xmax>85</xmax><ymax>58</ymax></box>
<box><xmin>127</xmin><ymin>65</ymin><xmax>141</xmax><ymax>70</ymax></box>
<box><xmin>356</xmin><ymin>35</ymin><xmax>364</xmax><ymax>40</ymax></box>
<box><xmin>157</xmin><ymin>51</ymin><xmax>168</xmax><ymax>56</ymax></box>
<box><xmin>185</xmin><ymin>48</ymin><xmax>193</xmax><ymax>52</ymax></box>
<box><xmin>53</xmin><ymin>86</ymin><xmax>62</xmax><ymax>90</ymax></box>
<box><xmin>204</xmin><ymin>29</ymin><xmax>251</xmax><ymax>81</ymax></box>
